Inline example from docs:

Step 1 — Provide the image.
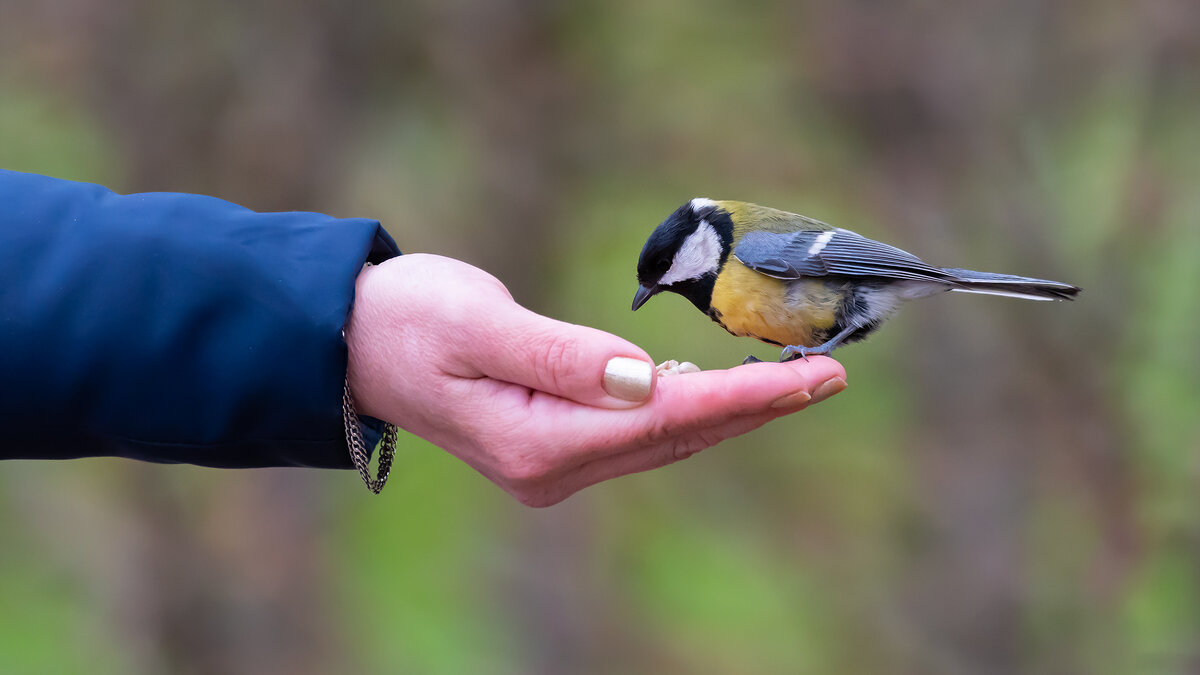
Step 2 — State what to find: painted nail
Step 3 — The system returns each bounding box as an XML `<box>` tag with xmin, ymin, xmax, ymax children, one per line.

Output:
<box><xmin>810</xmin><ymin>376</ymin><xmax>847</xmax><ymax>404</ymax></box>
<box><xmin>770</xmin><ymin>390</ymin><xmax>812</xmax><ymax>409</ymax></box>
<box><xmin>603</xmin><ymin>357</ymin><xmax>653</xmax><ymax>402</ymax></box>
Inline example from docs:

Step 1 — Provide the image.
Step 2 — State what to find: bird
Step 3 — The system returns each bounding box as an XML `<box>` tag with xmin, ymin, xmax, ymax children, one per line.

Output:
<box><xmin>633</xmin><ymin>198</ymin><xmax>1080</xmax><ymax>362</ymax></box>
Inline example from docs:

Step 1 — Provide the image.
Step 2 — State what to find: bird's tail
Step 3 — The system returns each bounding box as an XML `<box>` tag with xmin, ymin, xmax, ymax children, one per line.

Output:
<box><xmin>940</xmin><ymin>268</ymin><xmax>1081</xmax><ymax>301</ymax></box>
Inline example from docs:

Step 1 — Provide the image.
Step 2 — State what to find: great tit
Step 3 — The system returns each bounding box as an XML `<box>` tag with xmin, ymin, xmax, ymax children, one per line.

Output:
<box><xmin>633</xmin><ymin>198</ymin><xmax>1080</xmax><ymax>361</ymax></box>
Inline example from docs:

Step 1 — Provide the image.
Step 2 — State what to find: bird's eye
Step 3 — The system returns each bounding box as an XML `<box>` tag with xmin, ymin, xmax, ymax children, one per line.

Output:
<box><xmin>656</xmin><ymin>259</ymin><xmax>670</xmax><ymax>273</ymax></box>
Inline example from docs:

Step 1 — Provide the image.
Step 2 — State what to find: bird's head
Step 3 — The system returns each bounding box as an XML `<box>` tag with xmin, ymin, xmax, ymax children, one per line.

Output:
<box><xmin>633</xmin><ymin>198</ymin><xmax>734</xmax><ymax>314</ymax></box>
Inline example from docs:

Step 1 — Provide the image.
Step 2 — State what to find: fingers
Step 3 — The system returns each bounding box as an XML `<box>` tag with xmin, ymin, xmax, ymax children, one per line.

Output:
<box><xmin>462</xmin><ymin>302</ymin><xmax>658</xmax><ymax>409</ymax></box>
<box><xmin>522</xmin><ymin>356</ymin><xmax>845</xmax><ymax>463</ymax></box>
<box><xmin>494</xmin><ymin>357</ymin><xmax>847</xmax><ymax>507</ymax></box>
<box><xmin>578</xmin><ymin>355</ymin><xmax>844</xmax><ymax>449</ymax></box>
<box><xmin>519</xmin><ymin>409</ymin><xmax>786</xmax><ymax>507</ymax></box>
<box><xmin>647</xmin><ymin>357</ymin><xmax>846</xmax><ymax>425</ymax></box>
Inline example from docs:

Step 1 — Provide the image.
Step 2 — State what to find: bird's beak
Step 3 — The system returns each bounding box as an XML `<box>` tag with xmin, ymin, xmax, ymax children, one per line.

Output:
<box><xmin>632</xmin><ymin>284</ymin><xmax>658</xmax><ymax>311</ymax></box>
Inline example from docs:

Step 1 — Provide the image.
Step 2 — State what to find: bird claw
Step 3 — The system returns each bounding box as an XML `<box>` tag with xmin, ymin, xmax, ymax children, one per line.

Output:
<box><xmin>780</xmin><ymin>345</ymin><xmax>821</xmax><ymax>362</ymax></box>
<box><xmin>742</xmin><ymin>355</ymin><xmax>764</xmax><ymax>365</ymax></box>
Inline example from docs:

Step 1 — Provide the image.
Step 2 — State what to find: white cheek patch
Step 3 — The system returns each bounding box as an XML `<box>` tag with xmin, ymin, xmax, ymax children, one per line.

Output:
<box><xmin>660</xmin><ymin>220</ymin><xmax>721</xmax><ymax>286</ymax></box>
<box><xmin>807</xmin><ymin>231</ymin><xmax>835</xmax><ymax>256</ymax></box>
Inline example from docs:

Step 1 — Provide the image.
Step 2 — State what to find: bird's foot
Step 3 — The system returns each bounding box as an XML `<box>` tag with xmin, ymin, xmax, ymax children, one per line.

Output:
<box><xmin>742</xmin><ymin>355</ymin><xmax>764</xmax><ymax>365</ymax></box>
<box><xmin>780</xmin><ymin>344</ymin><xmax>832</xmax><ymax>363</ymax></box>
<box><xmin>781</xmin><ymin>326</ymin><xmax>858</xmax><ymax>362</ymax></box>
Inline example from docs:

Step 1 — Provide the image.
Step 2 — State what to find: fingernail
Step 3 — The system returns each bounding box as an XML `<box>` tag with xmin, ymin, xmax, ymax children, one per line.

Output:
<box><xmin>604</xmin><ymin>357</ymin><xmax>653</xmax><ymax>402</ymax></box>
<box><xmin>810</xmin><ymin>376</ymin><xmax>847</xmax><ymax>404</ymax></box>
<box><xmin>771</xmin><ymin>390</ymin><xmax>812</xmax><ymax>409</ymax></box>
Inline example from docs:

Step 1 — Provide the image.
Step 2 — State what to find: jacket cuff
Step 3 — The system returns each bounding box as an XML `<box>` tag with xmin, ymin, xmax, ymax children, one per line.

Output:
<box><xmin>0</xmin><ymin>169</ymin><xmax>401</xmax><ymax>469</ymax></box>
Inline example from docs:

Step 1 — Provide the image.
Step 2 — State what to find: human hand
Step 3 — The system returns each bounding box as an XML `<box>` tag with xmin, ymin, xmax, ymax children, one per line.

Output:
<box><xmin>345</xmin><ymin>254</ymin><xmax>847</xmax><ymax>507</ymax></box>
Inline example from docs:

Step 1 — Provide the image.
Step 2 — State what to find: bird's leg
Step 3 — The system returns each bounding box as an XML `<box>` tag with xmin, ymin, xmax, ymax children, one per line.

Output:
<box><xmin>780</xmin><ymin>325</ymin><xmax>859</xmax><ymax>362</ymax></box>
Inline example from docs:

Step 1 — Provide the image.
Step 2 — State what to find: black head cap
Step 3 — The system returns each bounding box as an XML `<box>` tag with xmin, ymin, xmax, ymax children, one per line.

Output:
<box><xmin>633</xmin><ymin>198</ymin><xmax>733</xmax><ymax>312</ymax></box>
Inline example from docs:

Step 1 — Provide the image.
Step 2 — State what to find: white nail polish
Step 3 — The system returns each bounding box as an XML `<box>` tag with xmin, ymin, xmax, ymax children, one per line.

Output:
<box><xmin>603</xmin><ymin>357</ymin><xmax>653</xmax><ymax>402</ymax></box>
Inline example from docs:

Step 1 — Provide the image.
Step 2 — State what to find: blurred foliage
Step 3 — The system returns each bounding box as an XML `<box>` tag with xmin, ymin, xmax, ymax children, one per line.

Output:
<box><xmin>3</xmin><ymin>0</ymin><xmax>1200</xmax><ymax>673</ymax></box>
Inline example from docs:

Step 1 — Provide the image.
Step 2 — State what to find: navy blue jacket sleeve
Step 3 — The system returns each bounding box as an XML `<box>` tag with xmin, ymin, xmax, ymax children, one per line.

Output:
<box><xmin>0</xmin><ymin>169</ymin><xmax>400</xmax><ymax>468</ymax></box>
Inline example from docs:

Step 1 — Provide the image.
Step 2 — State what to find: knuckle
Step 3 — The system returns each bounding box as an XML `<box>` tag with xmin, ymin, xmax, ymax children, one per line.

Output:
<box><xmin>654</xmin><ymin>429</ymin><xmax>725</xmax><ymax>465</ymax></box>
<box><xmin>535</xmin><ymin>333</ymin><xmax>579</xmax><ymax>392</ymax></box>
<box><xmin>693</xmin><ymin>427</ymin><xmax>731</xmax><ymax>451</ymax></box>
<box><xmin>646</xmin><ymin>417</ymin><xmax>683</xmax><ymax>446</ymax></box>
<box><xmin>481</xmin><ymin>274</ymin><xmax>513</xmax><ymax>300</ymax></box>
<box><xmin>669</xmin><ymin>438</ymin><xmax>705</xmax><ymax>462</ymax></box>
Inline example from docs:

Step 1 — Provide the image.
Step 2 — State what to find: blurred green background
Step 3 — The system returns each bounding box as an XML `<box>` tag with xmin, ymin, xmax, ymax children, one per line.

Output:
<box><xmin>2</xmin><ymin>1</ymin><xmax>1199</xmax><ymax>673</ymax></box>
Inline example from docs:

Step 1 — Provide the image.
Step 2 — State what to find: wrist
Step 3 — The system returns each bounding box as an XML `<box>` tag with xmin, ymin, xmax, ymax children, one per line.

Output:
<box><xmin>345</xmin><ymin>263</ymin><xmax>387</xmax><ymax>420</ymax></box>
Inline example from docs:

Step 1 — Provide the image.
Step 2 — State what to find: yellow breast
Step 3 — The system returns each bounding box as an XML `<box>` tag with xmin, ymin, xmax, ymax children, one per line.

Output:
<box><xmin>710</xmin><ymin>260</ymin><xmax>840</xmax><ymax>348</ymax></box>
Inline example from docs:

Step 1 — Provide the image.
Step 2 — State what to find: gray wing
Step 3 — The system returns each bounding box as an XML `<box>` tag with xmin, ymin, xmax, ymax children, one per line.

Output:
<box><xmin>733</xmin><ymin>228</ymin><xmax>953</xmax><ymax>282</ymax></box>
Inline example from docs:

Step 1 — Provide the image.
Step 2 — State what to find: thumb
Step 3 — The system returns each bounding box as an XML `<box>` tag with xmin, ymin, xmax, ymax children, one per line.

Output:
<box><xmin>464</xmin><ymin>304</ymin><xmax>656</xmax><ymax>409</ymax></box>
